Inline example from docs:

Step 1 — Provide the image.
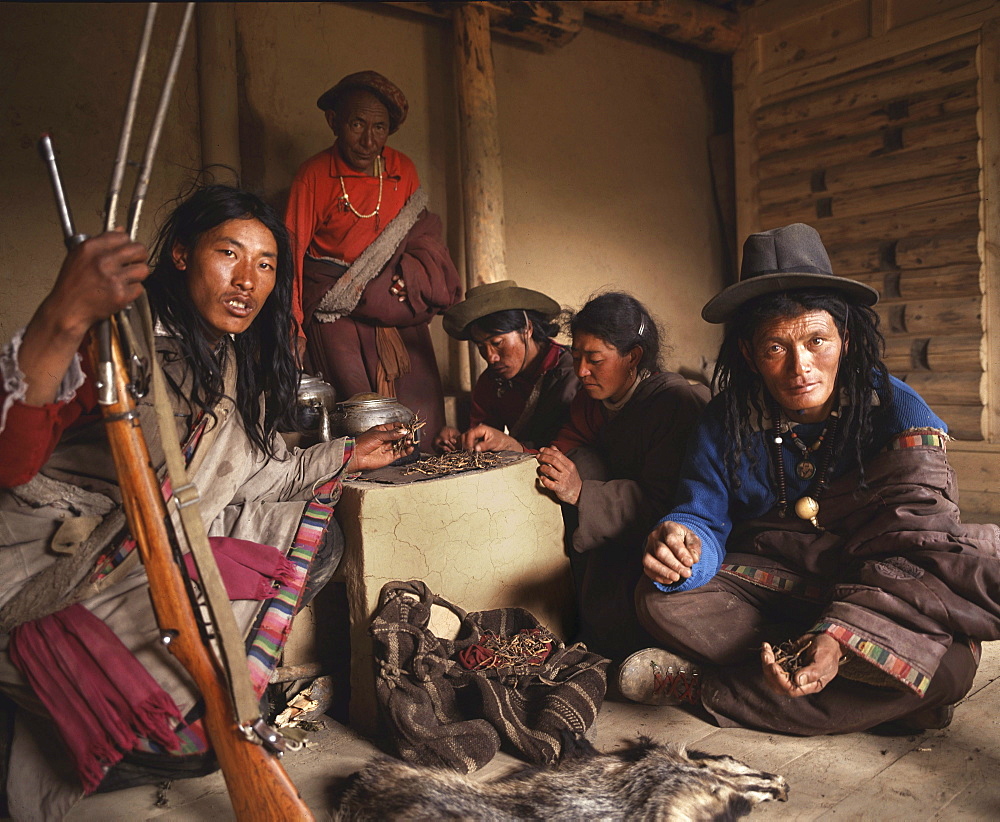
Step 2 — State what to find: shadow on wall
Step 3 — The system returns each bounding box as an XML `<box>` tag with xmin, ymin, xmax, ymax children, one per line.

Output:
<box><xmin>498</xmin><ymin>563</ymin><xmax>577</xmax><ymax>642</ymax></box>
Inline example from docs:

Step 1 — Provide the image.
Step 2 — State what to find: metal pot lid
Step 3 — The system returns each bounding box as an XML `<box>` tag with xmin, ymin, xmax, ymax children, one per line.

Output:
<box><xmin>297</xmin><ymin>373</ymin><xmax>336</xmax><ymax>404</ymax></box>
<box><xmin>337</xmin><ymin>392</ymin><xmax>400</xmax><ymax>407</ymax></box>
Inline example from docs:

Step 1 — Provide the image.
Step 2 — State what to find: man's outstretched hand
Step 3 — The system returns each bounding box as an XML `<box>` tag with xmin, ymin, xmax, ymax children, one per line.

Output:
<box><xmin>762</xmin><ymin>633</ymin><xmax>843</xmax><ymax>698</ymax></box>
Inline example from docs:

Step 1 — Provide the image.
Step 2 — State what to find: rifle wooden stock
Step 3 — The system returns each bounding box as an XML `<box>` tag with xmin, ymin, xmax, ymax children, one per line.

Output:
<box><xmin>90</xmin><ymin>324</ymin><xmax>314</xmax><ymax>821</ymax></box>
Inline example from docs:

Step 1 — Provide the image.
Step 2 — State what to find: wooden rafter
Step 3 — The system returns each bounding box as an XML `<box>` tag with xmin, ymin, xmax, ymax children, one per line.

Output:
<box><xmin>383</xmin><ymin>1</ymin><xmax>743</xmax><ymax>54</ymax></box>
<box><xmin>581</xmin><ymin>0</ymin><xmax>743</xmax><ymax>55</ymax></box>
<box><xmin>383</xmin><ymin>1</ymin><xmax>584</xmax><ymax>49</ymax></box>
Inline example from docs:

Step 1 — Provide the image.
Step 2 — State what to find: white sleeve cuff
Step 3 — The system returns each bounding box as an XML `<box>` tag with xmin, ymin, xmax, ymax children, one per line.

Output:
<box><xmin>1</xmin><ymin>327</ymin><xmax>85</xmax><ymax>432</ymax></box>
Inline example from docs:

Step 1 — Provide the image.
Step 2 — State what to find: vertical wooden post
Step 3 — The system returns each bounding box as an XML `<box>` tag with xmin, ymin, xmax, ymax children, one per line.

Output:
<box><xmin>196</xmin><ymin>2</ymin><xmax>240</xmax><ymax>186</ymax></box>
<box><xmin>453</xmin><ymin>2</ymin><xmax>508</xmax><ymax>289</ymax></box>
<box><xmin>453</xmin><ymin>2</ymin><xmax>508</xmax><ymax>382</ymax></box>
<box><xmin>980</xmin><ymin>19</ymin><xmax>1000</xmax><ymax>441</ymax></box>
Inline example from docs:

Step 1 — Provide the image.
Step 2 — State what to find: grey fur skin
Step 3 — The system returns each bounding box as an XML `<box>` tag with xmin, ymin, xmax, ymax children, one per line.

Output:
<box><xmin>334</xmin><ymin>736</ymin><xmax>789</xmax><ymax>821</ymax></box>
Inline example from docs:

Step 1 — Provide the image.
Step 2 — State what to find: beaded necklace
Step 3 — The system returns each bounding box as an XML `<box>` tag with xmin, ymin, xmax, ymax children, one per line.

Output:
<box><xmin>785</xmin><ymin>417</ymin><xmax>832</xmax><ymax>479</ymax></box>
<box><xmin>771</xmin><ymin>407</ymin><xmax>840</xmax><ymax>530</ymax></box>
<box><xmin>338</xmin><ymin>156</ymin><xmax>384</xmax><ymax>227</ymax></box>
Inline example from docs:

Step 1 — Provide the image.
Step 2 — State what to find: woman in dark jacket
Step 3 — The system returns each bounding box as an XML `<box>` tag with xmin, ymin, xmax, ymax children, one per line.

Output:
<box><xmin>537</xmin><ymin>292</ymin><xmax>708</xmax><ymax>662</ymax></box>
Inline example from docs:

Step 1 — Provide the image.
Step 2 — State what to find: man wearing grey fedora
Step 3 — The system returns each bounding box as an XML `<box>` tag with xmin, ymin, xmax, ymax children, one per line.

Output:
<box><xmin>617</xmin><ymin>222</ymin><xmax>1000</xmax><ymax>736</ymax></box>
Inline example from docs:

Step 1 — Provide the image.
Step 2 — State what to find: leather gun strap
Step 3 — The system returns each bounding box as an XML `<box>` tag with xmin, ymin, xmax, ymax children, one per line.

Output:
<box><xmin>135</xmin><ymin>293</ymin><xmax>261</xmax><ymax>727</ymax></box>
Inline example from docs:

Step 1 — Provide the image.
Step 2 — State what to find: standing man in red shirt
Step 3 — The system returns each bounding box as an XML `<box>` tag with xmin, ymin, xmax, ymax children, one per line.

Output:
<box><xmin>285</xmin><ymin>71</ymin><xmax>461</xmax><ymax>445</ymax></box>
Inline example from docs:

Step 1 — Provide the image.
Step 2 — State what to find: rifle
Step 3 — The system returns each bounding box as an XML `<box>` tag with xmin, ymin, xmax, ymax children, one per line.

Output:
<box><xmin>89</xmin><ymin>323</ymin><xmax>314</xmax><ymax>820</ymax></box>
<box><xmin>37</xmin><ymin>7</ymin><xmax>314</xmax><ymax>819</ymax></box>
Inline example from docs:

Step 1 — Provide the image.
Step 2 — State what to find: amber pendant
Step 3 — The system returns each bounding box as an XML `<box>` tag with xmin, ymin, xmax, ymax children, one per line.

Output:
<box><xmin>794</xmin><ymin>496</ymin><xmax>824</xmax><ymax>531</ymax></box>
<box><xmin>796</xmin><ymin>459</ymin><xmax>816</xmax><ymax>479</ymax></box>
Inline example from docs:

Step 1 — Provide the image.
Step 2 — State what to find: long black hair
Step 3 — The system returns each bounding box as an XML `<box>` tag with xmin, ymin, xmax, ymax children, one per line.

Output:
<box><xmin>713</xmin><ymin>288</ymin><xmax>891</xmax><ymax>489</ymax></box>
<box><xmin>569</xmin><ymin>291</ymin><xmax>662</xmax><ymax>373</ymax></box>
<box><xmin>468</xmin><ymin>309</ymin><xmax>559</xmax><ymax>343</ymax></box>
<box><xmin>146</xmin><ymin>184</ymin><xmax>299</xmax><ymax>458</ymax></box>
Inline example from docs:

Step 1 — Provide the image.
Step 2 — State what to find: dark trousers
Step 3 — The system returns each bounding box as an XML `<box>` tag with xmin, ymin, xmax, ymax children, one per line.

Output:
<box><xmin>305</xmin><ymin>315</ymin><xmax>445</xmax><ymax>450</ymax></box>
<box><xmin>635</xmin><ymin>573</ymin><xmax>978</xmax><ymax>735</ymax></box>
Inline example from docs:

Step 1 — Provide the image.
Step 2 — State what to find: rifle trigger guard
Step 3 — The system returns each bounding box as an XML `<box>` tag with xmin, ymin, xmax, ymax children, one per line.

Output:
<box><xmin>247</xmin><ymin>717</ymin><xmax>288</xmax><ymax>756</ymax></box>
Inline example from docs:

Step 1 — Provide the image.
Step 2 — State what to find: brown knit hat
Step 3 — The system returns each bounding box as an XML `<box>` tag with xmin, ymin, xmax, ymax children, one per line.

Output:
<box><xmin>316</xmin><ymin>70</ymin><xmax>408</xmax><ymax>133</ymax></box>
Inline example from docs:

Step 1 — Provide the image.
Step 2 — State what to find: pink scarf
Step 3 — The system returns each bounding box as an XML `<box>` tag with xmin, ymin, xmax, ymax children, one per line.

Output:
<box><xmin>184</xmin><ymin>536</ymin><xmax>297</xmax><ymax>600</ymax></box>
<box><xmin>9</xmin><ymin>604</ymin><xmax>182</xmax><ymax>794</ymax></box>
<box><xmin>9</xmin><ymin>538</ymin><xmax>292</xmax><ymax>793</ymax></box>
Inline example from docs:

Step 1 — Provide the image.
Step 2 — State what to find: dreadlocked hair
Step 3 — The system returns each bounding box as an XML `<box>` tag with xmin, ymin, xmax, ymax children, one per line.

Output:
<box><xmin>146</xmin><ymin>184</ymin><xmax>300</xmax><ymax>459</ymax></box>
<box><xmin>712</xmin><ymin>289</ymin><xmax>890</xmax><ymax>491</ymax></box>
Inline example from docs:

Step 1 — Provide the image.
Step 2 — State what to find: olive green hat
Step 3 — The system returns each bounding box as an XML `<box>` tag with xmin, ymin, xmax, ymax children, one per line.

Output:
<box><xmin>443</xmin><ymin>280</ymin><xmax>561</xmax><ymax>340</ymax></box>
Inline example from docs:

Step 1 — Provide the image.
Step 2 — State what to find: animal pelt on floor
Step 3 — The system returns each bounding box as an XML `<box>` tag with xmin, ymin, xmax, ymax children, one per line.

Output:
<box><xmin>333</xmin><ymin>735</ymin><xmax>789</xmax><ymax>821</ymax></box>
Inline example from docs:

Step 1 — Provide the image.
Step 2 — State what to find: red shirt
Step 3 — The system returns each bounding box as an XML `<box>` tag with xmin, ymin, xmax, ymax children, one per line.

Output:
<box><xmin>0</xmin><ymin>351</ymin><xmax>98</xmax><ymax>488</ymax></box>
<box><xmin>549</xmin><ymin>389</ymin><xmax>607</xmax><ymax>454</ymax></box>
<box><xmin>284</xmin><ymin>143</ymin><xmax>420</xmax><ymax>329</ymax></box>
<box><xmin>470</xmin><ymin>341</ymin><xmax>565</xmax><ymax>431</ymax></box>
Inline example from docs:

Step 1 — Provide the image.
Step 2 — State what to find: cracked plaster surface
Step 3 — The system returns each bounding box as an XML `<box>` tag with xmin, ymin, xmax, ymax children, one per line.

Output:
<box><xmin>333</xmin><ymin>458</ymin><xmax>572</xmax><ymax>732</ymax></box>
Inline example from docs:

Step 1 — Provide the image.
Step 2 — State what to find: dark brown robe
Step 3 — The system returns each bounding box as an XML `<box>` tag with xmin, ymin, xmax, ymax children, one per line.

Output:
<box><xmin>302</xmin><ymin>208</ymin><xmax>461</xmax><ymax>446</ymax></box>
<box><xmin>637</xmin><ymin>443</ymin><xmax>1000</xmax><ymax>734</ymax></box>
<box><xmin>562</xmin><ymin>372</ymin><xmax>709</xmax><ymax>661</ymax></box>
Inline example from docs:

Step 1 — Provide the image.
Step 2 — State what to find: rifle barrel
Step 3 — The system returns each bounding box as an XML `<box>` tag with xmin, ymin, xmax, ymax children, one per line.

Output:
<box><xmin>104</xmin><ymin>3</ymin><xmax>158</xmax><ymax>233</ymax></box>
<box><xmin>38</xmin><ymin>134</ymin><xmax>117</xmax><ymax>405</ymax></box>
<box><xmin>127</xmin><ymin>2</ymin><xmax>194</xmax><ymax>240</ymax></box>
<box><xmin>37</xmin><ymin>134</ymin><xmax>86</xmax><ymax>250</ymax></box>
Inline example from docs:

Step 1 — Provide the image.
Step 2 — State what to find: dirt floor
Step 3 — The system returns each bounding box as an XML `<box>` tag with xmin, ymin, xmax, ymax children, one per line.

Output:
<box><xmin>67</xmin><ymin>640</ymin><xmax>1000</xmax><ymax>820</ymax></box>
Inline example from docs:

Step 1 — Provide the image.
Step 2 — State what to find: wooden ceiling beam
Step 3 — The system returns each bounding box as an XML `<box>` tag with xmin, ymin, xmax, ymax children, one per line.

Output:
<box><xmin>581</xmin><ymin>0</ymin><xmax>743</xmax><ymax>55</ymax></box>
<box><xmin>383</xmin><ymin>2</ymin><xmax>584</xmax><ymax>49</ymax></box>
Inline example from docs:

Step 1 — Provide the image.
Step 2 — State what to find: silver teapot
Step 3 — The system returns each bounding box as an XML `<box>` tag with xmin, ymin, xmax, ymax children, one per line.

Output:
<box><xmin>329</xmin><ymin>393</ymin><xmax>415</xmax><ymax>438</ymax></box>
<box><xmin>294</xmin><ymin>373</ymin><xmax>337</xmax><ymax>441</ymax></box>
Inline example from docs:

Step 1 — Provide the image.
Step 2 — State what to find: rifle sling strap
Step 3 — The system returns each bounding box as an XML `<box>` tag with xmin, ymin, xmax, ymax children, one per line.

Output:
<box><xmin>132</xmin><ymin>295</ymin><xmax>262</xmax><ymax>730</ymax></box>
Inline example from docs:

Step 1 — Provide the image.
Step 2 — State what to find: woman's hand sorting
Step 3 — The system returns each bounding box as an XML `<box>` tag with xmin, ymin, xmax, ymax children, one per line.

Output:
<box><xmin>346</xmin><ymin>422</ymin><xmax>413</xmax><ymax>472</ymax></box>
<box><xmin>642</xmin><ymin>521</ymin><xmax>701</xmax><ymax>586</ymax></box>
<box><xmin>462</xmin><ymin>424</ymin><xmax>522</xmax><ymax>454</ymax></box>
<box><xmin>761</xmin><ymin>632</ymin><xmax>843</xmax><ymax>698</ymax></box>
<box><xmin>433</xmin><ymin>425</ymin><xmax>461</xmax><ymax>453</ymax></box>
<box><xmin>536</xmin><ymin>445</ymin><xmax>582</xmax><ymax>504</ymax></box>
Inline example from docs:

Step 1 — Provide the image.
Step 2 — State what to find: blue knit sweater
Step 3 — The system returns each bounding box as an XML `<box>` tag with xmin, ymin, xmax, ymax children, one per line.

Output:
<box><xmin>655</xmin><ymin>376</ymin><xmax>946</xmax><ymax>593</ymax></box>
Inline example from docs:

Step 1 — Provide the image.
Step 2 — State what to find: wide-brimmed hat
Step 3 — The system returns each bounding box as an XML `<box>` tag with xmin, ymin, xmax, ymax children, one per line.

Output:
<box><xmin>443</xmin><ymin>280</ymin><xmax>561</xmax><ymax>340</ymax></box>
<box><xmin>316</xmin><ymin>70</ymin><xmax>408</xmax><ymax>133</ymax></box>
<box><xmin>701</xmin><ymin>223</ymin><xmax>878</xmax><ymax>324</ymax></box>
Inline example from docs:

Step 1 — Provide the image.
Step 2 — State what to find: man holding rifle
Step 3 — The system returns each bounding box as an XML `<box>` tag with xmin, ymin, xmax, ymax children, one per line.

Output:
<box><xmin>0</xmin><ymin>186</ymin><xmax>409</xmax><ymax>817</ymax></box>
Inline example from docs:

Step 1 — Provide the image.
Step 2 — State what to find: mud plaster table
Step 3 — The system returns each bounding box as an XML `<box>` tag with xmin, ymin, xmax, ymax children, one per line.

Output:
<box><xmin>333</xmin><ymin>454</ymin><xmax>572</xmax><ymax>735</ymax></box>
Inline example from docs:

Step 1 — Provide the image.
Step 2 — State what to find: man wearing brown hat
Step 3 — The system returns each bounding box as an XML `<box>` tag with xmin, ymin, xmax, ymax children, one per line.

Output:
<box><xmin>285</xmin><ymin>70</ymin><xmax>461</xmax><ymax>445</ymax></box>
<box><xmin>616</xmin><ymin>222</ymin><xmax>1000</xmax><ymax>736</ymax></box>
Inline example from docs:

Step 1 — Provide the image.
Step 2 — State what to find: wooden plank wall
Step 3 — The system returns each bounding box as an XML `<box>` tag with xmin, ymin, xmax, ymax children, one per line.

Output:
<box><xmin>734</xmin><ymin>0</ymin><xmax>1000</xmax><ymax>512</ymax></box>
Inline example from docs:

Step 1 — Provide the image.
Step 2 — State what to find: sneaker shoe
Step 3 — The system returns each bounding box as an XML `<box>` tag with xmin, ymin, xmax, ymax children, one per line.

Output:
<box><xmin>617</xmin><ymin>648</ymin><xmax>702</xmax><ymax>706</ymax></box>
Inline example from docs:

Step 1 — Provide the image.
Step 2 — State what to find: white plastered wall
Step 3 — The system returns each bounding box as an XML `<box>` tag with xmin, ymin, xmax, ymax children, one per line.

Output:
<box><xmin>1</xmin><ymin>2</ymin><xmax>727</xmax><ymax>386</ymax></box>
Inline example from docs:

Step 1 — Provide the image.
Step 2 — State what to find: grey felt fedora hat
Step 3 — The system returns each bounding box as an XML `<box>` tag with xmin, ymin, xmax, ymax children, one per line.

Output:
<box><xmin>701</xmin><ymin>223</ymin><xmax>878</xmax><ymax>324</ymax></box>
<box><xmin>443</xmin><ymin>280</ymin><xmax>561</xmax><ymax>340</ymax></box>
